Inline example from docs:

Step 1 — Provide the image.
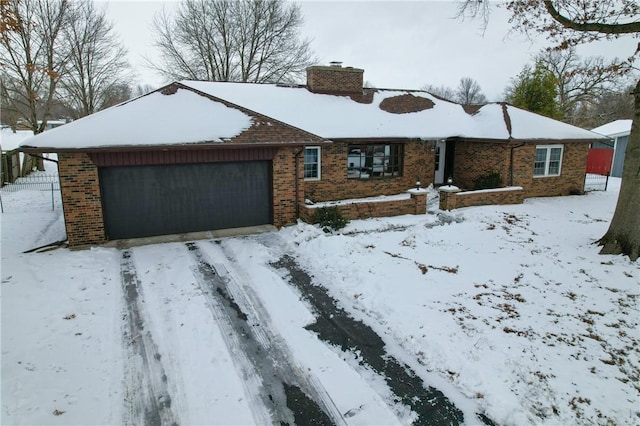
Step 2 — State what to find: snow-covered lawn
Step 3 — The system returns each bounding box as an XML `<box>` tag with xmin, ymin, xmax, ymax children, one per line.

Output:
<box><xmin>1</xmin><ymin>180</ymin><xmax>638</xmax><ymax>425</ymax></box>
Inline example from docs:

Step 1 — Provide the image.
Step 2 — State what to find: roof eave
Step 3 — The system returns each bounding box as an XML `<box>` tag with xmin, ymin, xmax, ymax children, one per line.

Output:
<box><xmin>448</xmin><ymin>136</ymin><xmax>606</xmax><ymax>144</ymax></box>
<box><xmin>20</xmin><ymin>140</ymin><xmax>333</xmax><ymax>153</ymax></box>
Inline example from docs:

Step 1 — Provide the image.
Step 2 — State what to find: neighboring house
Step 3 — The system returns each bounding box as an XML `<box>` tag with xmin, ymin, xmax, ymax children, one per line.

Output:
<box><xmin>20</xmin><ymin>64</ymin><xmax>607</xmax><ymax>247</ymax></box>
<box><xmin>15</xmin><ymin>119</ymin><xmax>68</xmax><ymax>131</ymax></box>
<box><xmin>1</xmin><ymin>128</ymin><xmax>36</xmax><ymax>184</ymax></box>
<box><xmin>591</xmin><ymin>119</ymin><xmax>632</xmax><ymax>178</ymax></box>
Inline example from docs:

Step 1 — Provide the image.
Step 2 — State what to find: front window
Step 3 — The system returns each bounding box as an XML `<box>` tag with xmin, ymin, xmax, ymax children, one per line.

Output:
<box><xmin>347</xmin><ymin>144</ymin><xmax>402</xmax><ymax>179</ymax></box>
<box><xmin>304</xmin><ymin>147</ymin><xmax>321</xmax><ymax>180</ymax></box>
<box><xmin>534</xmin><ymin>145</ymin><xmax>563</xmax><ymax>177</ymax></box>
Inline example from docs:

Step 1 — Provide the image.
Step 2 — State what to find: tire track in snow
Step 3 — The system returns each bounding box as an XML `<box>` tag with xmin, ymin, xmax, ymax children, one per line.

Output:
<box><xmin>207</xmin><ymin>241</ymin><xmax>349</xmax><ymax>424</ymax></box>
<box><xmin>120</xmin><ymin>250</ymin><xmax>179</xmax><ymax>426</ymax></box>
<box><xmin>186</xmin><ymin>242</ymin><xmax>343</xmax><ymax>425</ymax></box>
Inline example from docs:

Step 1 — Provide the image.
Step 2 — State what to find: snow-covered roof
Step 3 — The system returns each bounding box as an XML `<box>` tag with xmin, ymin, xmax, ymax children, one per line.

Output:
<box><xmin>20</xmin><ymin>88</ymin><xmax>254</xmax><ymax>149</ymax></box>
<box><xmin>20</xmin><ymin>80</ymin><xmax>607</xmax><ymax>151</ymax></box>
<box><xmin>184</xmin><ymin>81</ymin><xmax>606</xmax><ymax>141</ymax></box>
<box><xmin>591</xmin><ymin>119</ymin><xmax>632</xmax><ymax>138</ymax></box>
<box><xmin>1</xmin><ymin>129</ymin><xmax>34</xmax><ymax>151</ymax></box>
<box><xmin>494</xmin><ymin>104</ymin><xmax>604</xmax><ymax>140</ymax></box>
<box><xmin>186</xmin><ymin>81</ymin><xmax>477</xmax><ymax>139</ymax></box>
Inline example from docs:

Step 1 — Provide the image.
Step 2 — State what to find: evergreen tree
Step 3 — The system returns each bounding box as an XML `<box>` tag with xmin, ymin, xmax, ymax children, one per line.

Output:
<box><xmin>507</xmin><ymin>62</ymin><xmax>561</xmax><ymax>119</ymax></box>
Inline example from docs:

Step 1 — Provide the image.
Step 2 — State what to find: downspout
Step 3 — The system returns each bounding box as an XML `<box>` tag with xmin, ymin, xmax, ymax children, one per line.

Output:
<box><xmin>510</xmin><ymin>142</ymin><xmax>526</xmax><ymax>186</ymax></box>
<box><xmin>295</xmin><ymin>147</ymin><xmax>304</xmax><ymax>220</ymax></box>
<box><xmin>21</xmin><ymin>152</ymin><xmax>59</xmax><ymax>164</ymax></box>
<box><xmin>502</xmin><ymin>103</ymin><xmax>525</xmax><ymax>186</ymax></box>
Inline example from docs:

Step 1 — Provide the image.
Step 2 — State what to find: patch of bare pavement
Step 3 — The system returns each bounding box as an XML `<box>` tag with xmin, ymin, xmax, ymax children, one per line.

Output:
<box><xmin>271</xmin><ymin>254</ymin><xmax>495</xmax><ymax>426</ymax></box>
<box><xmin>185</xmin><ymin>242</ymin><xmax>341</xmax><ymax>425</ymax></box>
<box><xmin>120</xmin><ymin>250</ymin><xmax>179</xmax><ymax>426</ymax></box>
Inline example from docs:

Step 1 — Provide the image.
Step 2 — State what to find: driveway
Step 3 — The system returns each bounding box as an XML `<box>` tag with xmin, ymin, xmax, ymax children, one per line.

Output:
<box><xmin>117</xmin><ymin>235</ymin><xmax>487</xmax><ymax>425</ymax></box>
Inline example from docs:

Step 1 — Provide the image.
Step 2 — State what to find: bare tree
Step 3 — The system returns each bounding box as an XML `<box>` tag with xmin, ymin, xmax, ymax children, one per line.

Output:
<box><xmin>150</xmin><ymin>0</ymin><xmax>314</xmax><ymax>83</ymax></box>
<box><xmin>458</xmin><ymin>1</ymin><xmax>640</xmax><ymax>260</ymax></box>
<box><xmin>536</xmin><ymin>47</ymin><xmax>624</xmax><ymax>123</ymax></box>
<box><xmin>60</xmin><ymin>0</ymin><xmax>131</xmax><ymax>118</ymax></box>
<box><xmin>133</xmin><ymin>83</ymin><xmax>156</xmax><ymax>97</ymax></box>
<box><xmin>98</xmin><ymin>83</ymin><xmax>133</xmax><ymax>109</ymax></box>
<box><xmin>0</xmin><ymin>0</ymin><xmax>73</xmax><ymax>134</ymax></box>
<box><xmin>456</xmin><ymin>77</ymin><xmax>487</xmax><ymax>104</ymax></box>
<box><xmin>570</xmin><ymin>91</ymin><xmax>633</xmax><ymax>129</ymax></box>
<box><xmin>421</xmin><ymin>83</ymin><xmax>456</xmax><ymax>102</ymax></box>
<box><xmin>422</xmin><ymin>78</ymin><xmax>487</xmax><ymax>104</ymax></box>
<box><xmin>575</xmin><ymin>81</ymin><xmax>635</xmax><ymax>129</ymax></box>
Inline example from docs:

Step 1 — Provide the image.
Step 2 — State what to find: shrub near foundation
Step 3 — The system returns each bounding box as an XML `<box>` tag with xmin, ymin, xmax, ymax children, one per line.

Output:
<box><xmin>474</xmin><ymin>171</ymin><xmax>503</xmax><ymax>190</ymax></box>
<box><xmin>313</xmin><ymin>206</ymin><xmax>349</xmax><ymax>233</ymax></box>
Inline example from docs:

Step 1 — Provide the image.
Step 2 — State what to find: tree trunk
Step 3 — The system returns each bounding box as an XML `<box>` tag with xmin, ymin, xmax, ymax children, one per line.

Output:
<box><xmin>598</xmin><ymin>78</ymin><xmax>640</xmax><ymax>261</ymax></box>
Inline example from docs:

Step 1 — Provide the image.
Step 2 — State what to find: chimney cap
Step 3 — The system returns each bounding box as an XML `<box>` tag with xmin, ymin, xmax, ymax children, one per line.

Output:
<box><xmin>329</xmin><ymin>61</ymin><xmax>343</xmax><ymax>68</ymax></box>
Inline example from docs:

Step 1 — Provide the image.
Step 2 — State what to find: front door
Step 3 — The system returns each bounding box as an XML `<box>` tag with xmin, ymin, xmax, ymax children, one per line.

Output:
<box><xmin>434</xmin><ymin>140</ymin><xmax>446</xmax><ymax>184</ymax></box>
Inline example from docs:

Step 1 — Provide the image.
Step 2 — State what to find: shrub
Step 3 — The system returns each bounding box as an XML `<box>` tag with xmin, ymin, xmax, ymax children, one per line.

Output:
<box><xmin>313</xmin><ymin>206</ymin><xmax>349</xmax><ymax>233</ymax></box>
<box><xmin>473</xmin><ymin>172</ymin><xmax>503</xmax><ymax>190</ymax></box>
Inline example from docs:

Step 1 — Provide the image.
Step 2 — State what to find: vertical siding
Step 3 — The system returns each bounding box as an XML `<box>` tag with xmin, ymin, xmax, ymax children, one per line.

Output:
<box><xmin>90</xmin><ymin>148</ymin><xmax>277</xmax><ymax>167</ymax></box>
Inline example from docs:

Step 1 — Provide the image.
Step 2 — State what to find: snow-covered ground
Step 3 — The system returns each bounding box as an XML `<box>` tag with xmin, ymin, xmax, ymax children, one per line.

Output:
<box><xmin>1</xmin><ymin>179</ymin><xmax>638</xmax><ymax>425</ymax></box>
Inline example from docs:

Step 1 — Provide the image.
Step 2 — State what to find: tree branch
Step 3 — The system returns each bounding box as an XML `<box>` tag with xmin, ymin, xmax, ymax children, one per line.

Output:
<box><xmin>543</xmin><ymin>1</ymin><xmax>640</xmax><ymax>34</ymax></box>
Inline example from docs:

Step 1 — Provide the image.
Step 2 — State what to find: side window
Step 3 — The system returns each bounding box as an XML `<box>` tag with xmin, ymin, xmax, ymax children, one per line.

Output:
<box><xmin>304</xmin><ymin>147</ymin><xmax>321</xmax><ymax>180</ymax></box>
<box><xmin>534</xmin><ymin>145</ymin><xmax>563</xmax><ymax>177</ymax></box>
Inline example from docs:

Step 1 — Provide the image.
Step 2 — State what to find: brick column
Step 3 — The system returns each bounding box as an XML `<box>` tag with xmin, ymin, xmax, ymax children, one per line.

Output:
<box><xmin>272</xmin><ymin>147</ymin><xmax>302</xmax><ymax>227</ymax></box>
<box><xmin>407</xmin><ymin>188</ymin><xmax>428</xmax><ymax>214</ymax></box>
<box><xmin>438</xmin><ymin>185</ymin><xmax>460</xmax><ymax>211</ymax></box>
<box><xmin>57</xmin><ymin>152</ymin><xmax>106</xmax><ymax>246</ymax></box>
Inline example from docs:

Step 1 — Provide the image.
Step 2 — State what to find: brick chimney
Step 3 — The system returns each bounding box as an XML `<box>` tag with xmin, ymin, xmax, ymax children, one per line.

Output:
<box><xmin>306</xmin><ymin>62</ymin><xmax>364</xmax><ymax>94</ymax></box>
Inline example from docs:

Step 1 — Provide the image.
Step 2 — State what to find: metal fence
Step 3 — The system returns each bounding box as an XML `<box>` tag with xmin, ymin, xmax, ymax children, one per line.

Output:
<box><xmin>584</xmin><ymin>173</ymin><xmax>609</xmax><ymax>192</ymax></box>
<box><xmin>1</xmin><ymin>173</ymin><xmax>61</xmax><ymax>212</ymax></box>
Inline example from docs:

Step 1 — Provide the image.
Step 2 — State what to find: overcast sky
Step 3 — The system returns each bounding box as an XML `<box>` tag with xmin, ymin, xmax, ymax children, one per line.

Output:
<box><xmin>103</xmin><ymin>0</ymin><xmax>638</xmax><ymax>101</ymax></box>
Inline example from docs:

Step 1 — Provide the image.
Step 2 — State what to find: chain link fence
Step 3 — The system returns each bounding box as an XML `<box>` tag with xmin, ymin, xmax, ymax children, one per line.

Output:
<box><xmin>1</xmin><ymin>173</ymin><xmax>61</xmax><ymax>212</ymax></box>
<box><xmin>584</xmin><ymin>173</ymin><xmax>609</xmax><ymax>192</ymax></box>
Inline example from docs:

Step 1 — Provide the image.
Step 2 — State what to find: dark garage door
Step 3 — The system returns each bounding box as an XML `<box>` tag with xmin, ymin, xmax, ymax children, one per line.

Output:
<box><xmin>100</xmin><ymin>161</ymin><xmax>271</xmax><ymax>240</ymax></box>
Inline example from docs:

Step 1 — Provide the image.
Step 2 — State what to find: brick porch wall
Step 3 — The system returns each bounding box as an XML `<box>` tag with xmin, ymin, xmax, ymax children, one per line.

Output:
<box><xmin>300</xmin><ymin>191</ymin><xmax>427</xmax><ymax>222</ymax></box>
<box><xmin>57</xmin><ymin>152</ymin><xmax>106</xmax><ymax>246</ymax></box>
<box><xmin>453</xmin><ymin>141</ymin><xmax>589</xmax><ymax>197</ymax></box>
<box><xmin>304</xmin><ymin>141</ymin><xmax>434</xmax><ymax>202</ymax></box>
<box><xmin>439</xmin><ymin>187</ymin><xmax>524</xmax><ymax>210</ymax></box>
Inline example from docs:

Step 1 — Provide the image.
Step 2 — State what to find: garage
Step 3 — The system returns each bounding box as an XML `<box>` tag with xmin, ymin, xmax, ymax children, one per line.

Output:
<box><xmin>100</xmin><ymin>161</ymin><xmax>272</xmax><ymax>240</ymax></box>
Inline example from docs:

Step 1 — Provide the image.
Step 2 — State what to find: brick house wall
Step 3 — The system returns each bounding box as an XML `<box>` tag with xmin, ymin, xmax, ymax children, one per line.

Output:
<box><xmin>452</xmin><ymin>140</ymin><xmax>589</xmax><ymax>197</ymax></box>
<box><xmin>304</xmin><ymin>140</ymin><xmax>435</xmax><ymax>202</ymax></box>
<box><xmin>57</xmin><ymin>152</ymin><xmax>106</xmax><ymax>246</ymax></box>
<box><xmin>512</xmin><ymin>143</ymin><xmax>588</xmax><ymax>197</ymax></box>
<box><xmin>453</xmin><ymin>141</ymin><xmax>511</xmax><ymax>190</ymax></box>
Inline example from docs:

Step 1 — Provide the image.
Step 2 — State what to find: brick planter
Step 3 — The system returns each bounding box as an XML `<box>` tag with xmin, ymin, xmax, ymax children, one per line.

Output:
<box><xmin>439</xmin><ymin>186</ymin><xmax>524</xmax><ymax>210</ymax></box>
<box><xmin>301</xmin><ymin>189</ymin><xmax>427</xmax><ymax>223</ymax></box>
